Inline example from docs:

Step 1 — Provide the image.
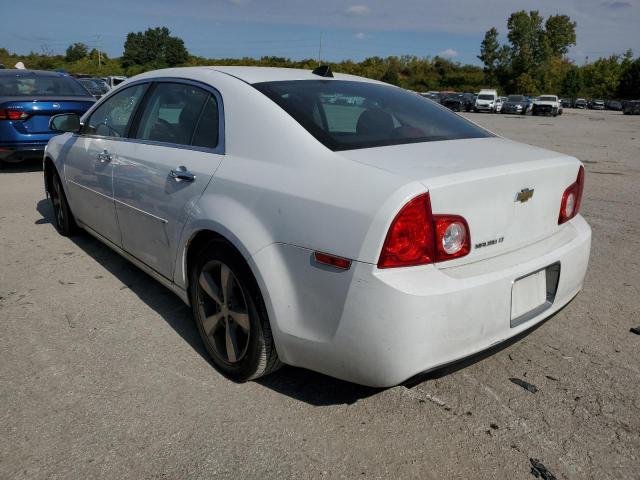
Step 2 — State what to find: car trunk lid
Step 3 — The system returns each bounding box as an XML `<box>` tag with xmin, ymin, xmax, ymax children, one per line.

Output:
<box><xmin>339</xmin><ymin>137</ymin><xmax>581</xmax><ymax>267</ymax></box>
<box><xmin>0</xmin><ymin>97</ymin><xmax>94</xmax><ymax>134</ymax></box>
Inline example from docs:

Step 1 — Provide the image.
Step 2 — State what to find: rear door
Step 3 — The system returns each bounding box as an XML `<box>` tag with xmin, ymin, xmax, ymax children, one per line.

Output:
<box><xmin>64</xmin><ymin>83</ymin><xmax>148</xmax><ymax>244</ymax></box>
<box><xmin>112</xmin><ymin>80</ymin><xmax>224</xmax><ymax>279</ymax></box>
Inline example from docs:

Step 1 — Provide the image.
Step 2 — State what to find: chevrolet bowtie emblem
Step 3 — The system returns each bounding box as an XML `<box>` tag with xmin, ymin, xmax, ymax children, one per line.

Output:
<box><xmin>516</xmin><ymin>188</ymin><xmax>534</xmax><ymax>203</ymax></box>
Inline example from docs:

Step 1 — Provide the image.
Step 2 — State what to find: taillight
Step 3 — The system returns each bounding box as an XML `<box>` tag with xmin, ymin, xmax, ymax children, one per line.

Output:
<box><xmin>378</xmin><ymin>193</ymin><xmax>470</xmax><ymax>269</ymax></box>
<box><xmin>0</xmin><ymin>108</ymin><xmax>30</xmax><ymax>121</ymax></box>
<box><xmin>558</xmin><ymin>166</ymin><xmax>585</xmax><ymax>224</ymax></box>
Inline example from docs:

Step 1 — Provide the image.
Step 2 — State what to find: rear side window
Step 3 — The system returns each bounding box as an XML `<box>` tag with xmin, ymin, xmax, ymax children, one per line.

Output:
<box><xmin>134</xmin><ymin>83</ymin><xmax>218</xmax><ymax>148</ymax></box>
<box><xmin>192</xmin><ymin>96</ymin><xmax>219</xmax><ymax>148</ymax></box>
<box><xmin>84</xmin><ymin>84</ymin><xmax>147</xmax><ymax>137</ymax></box>
<box><xmin>254</xmin><ymin>80</ymin><xmax>492</xmax><ymax>151</ymax></box>
<box><xmin>0</xmin><ymin>73</ymin><xmax>89</xmax><ymax>97</ymax></box>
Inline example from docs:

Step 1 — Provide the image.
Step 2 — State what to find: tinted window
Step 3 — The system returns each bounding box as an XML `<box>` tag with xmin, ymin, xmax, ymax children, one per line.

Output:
<box><xmin>539</xmin><ymin>96</ymin><xmax>556</xmax><ymax>101</ymax></box>
<box><xmin>134</xmin><ymin>83</ymin><xmax>211</xmax><ymax>146</ymax></box>
<box><xmin>0</xmin><ymin>72</ymin><xmax>89</xmax><ymax>96</ymax></box>
<box><xmin>254</xmin><ymin>80</ymin><xmax>492</xmax><ymax>151</ymax></box>
<box><xmin>84</xmin><ymin>84</ymin><xmax>146</xmax><ymax>137</ymax></box>
<box><xmin>478</xmin><ymin>94</ymin><xmax>494</xmax><ymax>100</ymax></box>
<box><xmin>192</xmin><ymin>95</ymin><xmax>219</xmax><ymax>148</ymax></box>
<box><xmin>508</xmin><ymin>95</ymin><xmax>524</xmax><ymax>102</ymax></box>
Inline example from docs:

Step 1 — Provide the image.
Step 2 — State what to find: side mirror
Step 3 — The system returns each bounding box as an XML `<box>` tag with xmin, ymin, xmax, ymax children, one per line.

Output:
<box><xmin>49</xmin><ymin>113</ymin><xmax>81</xmax><ymax>133</ymax></box>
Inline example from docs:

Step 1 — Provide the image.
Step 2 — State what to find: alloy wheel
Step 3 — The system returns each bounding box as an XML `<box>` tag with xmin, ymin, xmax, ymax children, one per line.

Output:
<box><xmin>51</xmin><ymin>179</ymin><xmax>64</xmax><ymax>228</ymax></box>
<box><xmin>197</xmin><ymin>260</ymin><xmax>251</xmax><ymax>364</ymax></box>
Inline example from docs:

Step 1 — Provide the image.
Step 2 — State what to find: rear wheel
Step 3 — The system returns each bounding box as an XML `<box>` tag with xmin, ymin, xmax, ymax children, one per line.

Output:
<box><xmin>190</xmin><ymin>241</ymin><xmax>281</xmax><ymax>382</ymax></box>
<box><xmin>49</xmin><ymin>170</ymin><xmax>79</xmax><ymax>236</ymax></box>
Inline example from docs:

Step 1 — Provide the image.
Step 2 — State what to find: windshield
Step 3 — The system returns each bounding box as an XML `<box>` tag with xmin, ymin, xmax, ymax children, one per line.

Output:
<box><xmin>0</xmin><ymin>73</ymin><xmax>89</xmax><ymax>96</ymax></box>
<box><xmin>539</xmin><ymin>96</ymin><xmax>557</xmax><ymax>101</ymax></box>
<box><xmin>254</xmin><ymin>80</ymin><xmax>493</xmax><ymax>151</ymax></box>
<box><xmin>478</xmin><ymin>94</ymin><xmax>494</xmax><ymax>100</ymax></box>
<box><xmin>507</xmin><ymin>95</ymin><xmax>524</xmax><ymax>102</ymax></box>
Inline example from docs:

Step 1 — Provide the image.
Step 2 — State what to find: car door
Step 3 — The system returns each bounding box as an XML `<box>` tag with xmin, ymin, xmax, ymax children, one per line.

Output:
<box><xmin>63</xmin><ymin>83</ymin><xmax>148</xmax><ymax>245</ymax></box>
<box><xmin>112</xmin><ymin>80</ymin><xmax>224</xmax><ymax>279</ymax></box>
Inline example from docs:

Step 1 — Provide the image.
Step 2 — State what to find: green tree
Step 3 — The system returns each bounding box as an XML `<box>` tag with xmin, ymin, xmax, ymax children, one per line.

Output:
<box><xmin>65</xmin><ymin>43</ymin><xmax>88</xmax><ymax>62</ymax></box>
<box><xmin>478</xmin><ymin>27</ymin><xmax>502</xmax><ymax>86</ymax></box>
<box><xmin>545</xmin><ymin>15</ymin><xmax>576</xmax><ymax>57</ymax></box>
<box><xmin>121</xmin><ymin>27</ymin><xmax>188</xmax><ymax>69</ymax></box>
<box><xmin>507</xmin><ymin>10</ymin><xmax>548</xmax><ymax>77</ymax></box>
<box><xmin>561</xmin><ymin>66</ymin><xmax>582</xmax><ymax>98</ymax></box>
<box><xmin>617</xmin><ymin>57</ymin><xmax>640</xmax><ymax>99</ymax></box>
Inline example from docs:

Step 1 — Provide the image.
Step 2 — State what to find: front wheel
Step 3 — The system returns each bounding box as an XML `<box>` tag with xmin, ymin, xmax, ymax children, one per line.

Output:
<box><xmin>190</xmin><ymin>241</ymin><xmax>281</xmax><ymax>382</ymax></box>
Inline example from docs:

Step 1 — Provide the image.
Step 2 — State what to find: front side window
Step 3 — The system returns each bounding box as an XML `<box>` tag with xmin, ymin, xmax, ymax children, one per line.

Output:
<box><xmin>133</xmin><ymin>83</ymin><xmax>217</xmax><ymax>147</ymax></box>
<box><xmin>254</xmin><ymin>80</ymin><xmax>492</xmax><ymax>151</ymax></box>
<box><xmin>84</xmin><ymin>84</ymin><xmax>147</xmax><ymax>137</ymax></box>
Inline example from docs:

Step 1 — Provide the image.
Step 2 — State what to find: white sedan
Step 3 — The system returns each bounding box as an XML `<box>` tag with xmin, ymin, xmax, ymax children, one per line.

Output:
<box><xmin>43</xmin><ymin>66</ymin><xmax>591</xmax><ymax>387</ymax></box>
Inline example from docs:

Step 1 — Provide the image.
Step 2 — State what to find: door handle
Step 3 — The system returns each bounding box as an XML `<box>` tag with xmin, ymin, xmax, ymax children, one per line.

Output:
<box><xmin>97</xmin><ymin>149</ymin><xmax>112</xmax><ymax>163</ymax></box>
<box><xmin>169</xmin><ymin>166</ymin><xmax>195</xmax><ymax>182</ymax></box>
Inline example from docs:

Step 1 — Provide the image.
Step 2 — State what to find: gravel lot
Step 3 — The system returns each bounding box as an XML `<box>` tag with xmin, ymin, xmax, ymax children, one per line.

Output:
<box><xmin>1</xmin><ymin>108</ymin><xmax>639</xmax><ymax>479</ymax></box>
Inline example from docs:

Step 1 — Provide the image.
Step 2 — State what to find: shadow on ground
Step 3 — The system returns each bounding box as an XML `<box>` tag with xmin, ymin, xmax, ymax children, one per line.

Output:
<box><xmin>0</xmin><ymin>158</ymin><xmax>43</xmax><ymax>173</ymax></box>
<box><xmin>35</xmin><ymin>197</ymin><xmax>555</xmax><ymax>406</ymax></box>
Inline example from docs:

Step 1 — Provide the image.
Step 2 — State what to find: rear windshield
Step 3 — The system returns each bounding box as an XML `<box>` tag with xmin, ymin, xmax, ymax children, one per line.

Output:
<box><xmin>0</xmin><ymin>73</ymin><xmax>89</xmax><ymax>97</ymax></box>
<box><xmin>254</xmin><ymin>80</ymin><xmax>492</xmax><ymax>151</ymax></box>
<box><xmin>507</xmin><ymin>95</ymin><xmax>524</xmax><ymax>102</ymax></box>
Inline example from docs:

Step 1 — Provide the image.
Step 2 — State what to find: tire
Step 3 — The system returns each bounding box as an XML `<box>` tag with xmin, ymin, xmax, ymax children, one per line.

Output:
<box><xmin>190</xmin><ymin>241</ymin><xmax>281</xmax><ymax>382</ymax></box>
<box><xmin>49</xmin><ymin>170</ymin><xmax>79</xmax><ymax>236</ymax></box>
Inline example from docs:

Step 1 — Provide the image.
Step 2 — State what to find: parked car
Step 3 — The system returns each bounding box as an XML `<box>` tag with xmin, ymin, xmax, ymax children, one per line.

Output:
<box><xmin>494</xmin><ymin>97</ymin><xmax>504</xmax><ymax>113</ymax></box>
<box><xmin>44</xmin><ymin>66</ymin><xmax>591</xmax><ymax>387</ymax></box>
<box><xmin>623</xmin><ymin>100</ymin><xmax>640</xmax><ymax>115</ymax></box>
<box><xmin>574</xmin><ymin>98</ymin><xmax>588</xmax><ymax>109</ymax></box>
<box><xmin>532</xmin><ymin>95</ymin><xmax>562</xmax><ymax>116</ymax></box>
<box><xmin>606</xmin><ymin>100</ymin><xmax>622</xmax><ymax>111</ymax></box>
<box><xmin>501</xmin><ymin>94</ymin><xmax>529</xmax><ymax>115</ymax></box>
<box><xmin>589</xmin><ymin>99</ymin><xmax>605</xmax><ymax>110</ymax></box>
<box><xmin>77</xmin><ymin>77</ymin><xmax>110</xmax><ymax>100</ymax></box>
<box><xmin>441</xmin><ymin>93</ymin><xmax>474</xmax><ymax>112</ymax></box>
<box><xmin>0</xmin><ymin>69</ymin><xmax>94</xmax><ymax>165</ymax></box>
<box><xmin>474</xmin><ymin>89</ymin><xmax>498</xmax><ymax>113</ymax></box>
<box><xmin>560</xmin><ymin>98</ymin><xmax>571</xmax><ymax>108</ymax></box>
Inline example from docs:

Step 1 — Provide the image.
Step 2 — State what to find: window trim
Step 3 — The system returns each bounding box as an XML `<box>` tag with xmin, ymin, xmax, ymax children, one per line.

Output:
<box><xmin>77</xmin><ymin>77</ymin><xmax>225</xmax><ymax>155</ymax></box>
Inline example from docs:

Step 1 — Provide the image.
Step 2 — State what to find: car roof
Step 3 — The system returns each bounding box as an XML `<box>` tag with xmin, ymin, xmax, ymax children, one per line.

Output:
<box><xmin>133</xmin><ymin>66</ymin><xmax>382</xmax><ymax>86</ymax></box>
<box><xmin>0</xmin><ymin>69</ymin><xmax>72</xmax><ymax>77</ymax></box>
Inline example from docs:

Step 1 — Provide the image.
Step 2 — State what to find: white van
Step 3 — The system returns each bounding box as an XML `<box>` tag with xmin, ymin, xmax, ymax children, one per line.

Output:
<box><xmin>475</xmin><ymin>89</ymin><xmax>498</xmax><ymax>113</ymax></box>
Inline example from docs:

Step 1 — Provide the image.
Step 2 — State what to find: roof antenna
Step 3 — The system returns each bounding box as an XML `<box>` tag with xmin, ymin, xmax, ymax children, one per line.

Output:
<box><xmin>312</xmin><ymin>65</ymin><xmax>333</xmax><ymax>78</ymax></box>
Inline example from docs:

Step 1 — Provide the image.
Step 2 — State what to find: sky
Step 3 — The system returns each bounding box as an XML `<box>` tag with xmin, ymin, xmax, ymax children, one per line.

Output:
<box><xmin>1</xmin><ymin>0</ymin><xmax>638</xmax><ymax>65</ymax></box>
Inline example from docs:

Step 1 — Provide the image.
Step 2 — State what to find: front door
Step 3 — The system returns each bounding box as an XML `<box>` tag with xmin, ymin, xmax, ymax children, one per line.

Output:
<box><xmin>64</xmin><ymin>83</ymin><xmax>148</xmax><ymax>245</ymax></box>
<box><xmin>113</xmin><ymin>81</ymin><xmax>224</xmax><ymax>279</ymax></box>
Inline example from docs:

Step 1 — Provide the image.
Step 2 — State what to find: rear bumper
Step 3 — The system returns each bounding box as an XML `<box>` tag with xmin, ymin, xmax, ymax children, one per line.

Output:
<box><xmin>0</xmin><ymin>142</ymin><xmax>47</xmax><ymax>162</ymax></box>
<box><xmin>254</xmin><ymin>216</ymin><xmax>591</xmax><ymax>387</ymax></box>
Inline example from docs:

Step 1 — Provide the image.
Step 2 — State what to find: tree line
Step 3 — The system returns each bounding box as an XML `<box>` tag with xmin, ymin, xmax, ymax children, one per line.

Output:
<box><xmin>1</xmin><ymin>16</ymin><xmax>638</xmax><ymax>99</ymax></box>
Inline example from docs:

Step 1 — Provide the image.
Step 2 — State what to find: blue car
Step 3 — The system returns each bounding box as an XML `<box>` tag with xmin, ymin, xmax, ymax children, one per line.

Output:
<box><xmin>0</xmin><ymin>70</ymin><xmax>94</xmax><ymax>165</ymax></box>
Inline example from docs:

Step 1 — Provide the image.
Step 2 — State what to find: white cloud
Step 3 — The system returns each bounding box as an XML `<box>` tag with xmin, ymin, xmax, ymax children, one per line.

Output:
<box><xmin>354</xmin><ymin>32</ymin><xmax>368</xmax><ymax>40</ymax></box>
<box><xmin>439</xmin><ymin>48</ymin><xmax>458</xmax><ymax>58</ymax></box>
<box><xmin>346</xmin><ymin>5</ymin><xmax>371</xmax><ymax>16</ymax></box>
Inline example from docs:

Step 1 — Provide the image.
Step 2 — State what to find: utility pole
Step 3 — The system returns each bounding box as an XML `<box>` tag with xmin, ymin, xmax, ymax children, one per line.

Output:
<box><xmin>97</xmin><ymin>35</ymin><xmax>102</xmax><ymax>71</ymax></box>
<box><xmin>318</xmin><ymin>32</ymin><xmax>323</xmax><ymax>66</ymax></box>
